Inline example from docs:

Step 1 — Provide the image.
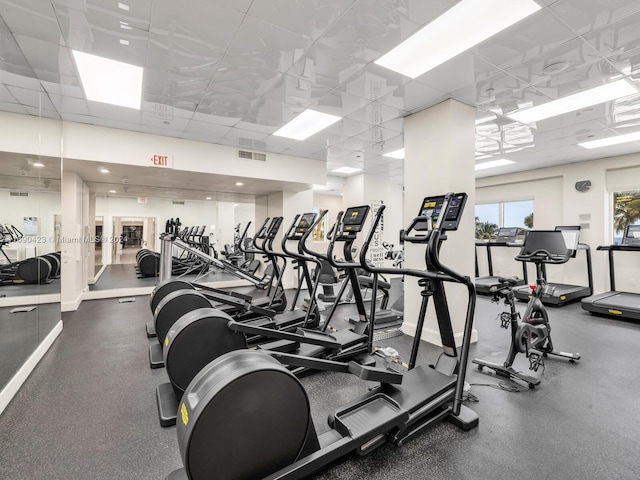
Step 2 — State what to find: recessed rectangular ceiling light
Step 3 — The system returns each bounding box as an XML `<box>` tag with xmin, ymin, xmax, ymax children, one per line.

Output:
<box><xmin>331</xmin><ymin>166</ymin><xmax>361</xmax><ymax>175</ymax></box>
<box><xmin>578</xmin><ymin>130</ymin><xmax>640</xmax><ymax>149</ymax></box>
<box><xmin>509</xmin><ymin>79</ymin><xmax>637</xmax><ymax>124</ymax></box>
<box><xmin>375</xmin><ymin>0</ymin><xmax>540</xmax><ymax>78</ymax></box>
<box><xmin>72</xmin><ymin>50</ymin><xmax>143</xmax><ymax>109</ymax></box>
<box><xmin>383</xmin><ymin>148</ymin><xmax>405</xmax><ymax>159</ymax></box>
<box><xmin>118</xmin><ymin>2</ymin><xmax>129</xmax><ymax>11</ymax></box>
<box><xmin>273</xmin><ymin>109</ymin><xmax>341</xmax><ymax>140</ymax></box>
<box><xmin>475</xmin><ymin>159</ymin><xmax>515</xmax><ymax>171</ymax></box>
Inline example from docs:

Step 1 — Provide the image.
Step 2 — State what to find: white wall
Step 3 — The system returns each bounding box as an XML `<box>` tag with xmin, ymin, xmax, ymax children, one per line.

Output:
<box><xmin>0</xmin><ymin>190</ymin><xmax>60</xmax><ymax>259</ymax></box>
<box><xmin>477</xmin><ymin>153</ymin><xmax>640</xmax><ymax>294</ymax></box>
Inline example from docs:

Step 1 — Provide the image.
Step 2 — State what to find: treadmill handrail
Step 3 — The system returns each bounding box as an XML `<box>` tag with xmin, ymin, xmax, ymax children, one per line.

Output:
<box><xmin>597</xmin><ymin>244</ymin><xmax>640</xmax><ymax>251</ymax></box>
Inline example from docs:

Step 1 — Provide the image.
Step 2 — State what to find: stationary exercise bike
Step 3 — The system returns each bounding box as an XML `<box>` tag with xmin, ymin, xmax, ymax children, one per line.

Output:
<box><xmin>473</xmin><ymin>230</ymin><xmax>581</xmax><ymax>388</ymax></box>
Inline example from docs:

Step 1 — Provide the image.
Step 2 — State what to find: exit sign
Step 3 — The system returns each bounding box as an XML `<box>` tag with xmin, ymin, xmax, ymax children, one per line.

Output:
<box><xmin>149</xmin><ymin>153</ymin><xmax>173</xmax><ymax>168</ymax></box>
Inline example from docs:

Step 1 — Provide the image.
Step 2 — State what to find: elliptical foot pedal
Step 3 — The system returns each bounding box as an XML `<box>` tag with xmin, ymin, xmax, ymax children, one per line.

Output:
<box><xmin>149</xmin><ymin>343</ymin><xmax>164</xmax><ymax>369</ymax></box>
<box><xmin>146</xmin><ymin>322</ymin><xmax>157</xmax><ymax>338</ymax></box>
<box><xmin>156</xmin><ymin>382</ymin><xmax>179</xmax><ymax>427</ymax></box>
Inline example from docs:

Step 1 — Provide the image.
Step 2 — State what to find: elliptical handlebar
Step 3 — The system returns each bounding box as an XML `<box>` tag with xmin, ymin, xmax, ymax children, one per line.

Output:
<box><xmin>300</xmin><ymin>210</ymin><xmax>330</xmax><ymax>261</ymax></box>
<box><xmin>326</xmin><ymin>211</ymin><xmax>362</xmax><ymax>270</ymax></box>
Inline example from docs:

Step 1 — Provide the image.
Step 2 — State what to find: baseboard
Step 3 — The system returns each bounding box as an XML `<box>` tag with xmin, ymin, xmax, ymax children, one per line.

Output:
<box><xmin>0</xmin><ymin>293</ymin><xmax>61</xmax><ymax>308</ymax></box>
<box><xmin>82</xmin><ymin>279</ymin><xmax>250</xmax><ymax>301</ymax></box>
<box><xmin>0</xmin><ymin>320</ymin><xmax>63</xmax><ymax>416</ymax></box>
<box><xmin>61</xmin><ymin>293</ymin><xmax>83</xmax><ymax>312</ymax></box>
<box><xmin>401</xmin><ymin>321</ymin><xmax>478</xmax><ymax>346</ymax></box>
<box><xmin>89</xmin><ymin>264</ymin><xmax>107</xmax><ymax>285</ymax></box>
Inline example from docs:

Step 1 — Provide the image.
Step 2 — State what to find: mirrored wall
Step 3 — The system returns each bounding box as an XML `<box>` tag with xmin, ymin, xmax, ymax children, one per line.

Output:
<box><xmin>63</xmin><ymin>159</ymin><xmax>258</xmax><ymax>297</ymax></box>
<box><xmin>0</xmin><ymin>153</ymin><xmax>61</xmax><ymax>391</ymax></box>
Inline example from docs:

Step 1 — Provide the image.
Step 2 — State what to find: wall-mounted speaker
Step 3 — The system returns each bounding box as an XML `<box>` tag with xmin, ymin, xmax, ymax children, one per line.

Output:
<box><xmin>575</xmin><ymin>180</ymin><xmax>591</xmax><ymax>192</ymax></box>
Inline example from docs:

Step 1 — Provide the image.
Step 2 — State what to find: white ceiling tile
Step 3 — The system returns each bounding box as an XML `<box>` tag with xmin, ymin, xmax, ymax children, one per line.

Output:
<box><xmin>549</xmin><ymin>0</ymin><xmax>640</xmax><ymax>36</ymax></box>
<box><xmin>0</xmin><ymin>100</ymin><xmax>27</xmax><ymax>115</ymax></box>
<box><xmin>226</xmin><ymin>15</ymin><xmax>314</xmax><ymax>74</ymax></box>
<box><xmin>0</xmin><ymin>1</ymin><xmax>61</xmax><ymax>44</ymax></box>
<box><xmin>317</xmin><ymin>0</ymin><xmax>423</xmax><ymax>64</ymax></box>
<box><xmin>86</xmin><ymin>101</ymin><xmax>142</xmax><ymax>123</ymax></box>
<box><xmin>474</xmin><ymin>9</ymin><xmax>577</xmax><ymax>71</ymax></box>
<box><xmin>247</xmin><ymin>0</ymin><xmax>354</xmax><ymax>42</ymax></box>
<box><xmin>505</xmin><ymin>37</ymin><xmax>604</xmax><ymax>87</ymax></box>
<box><xmin>23</xmin><ymin>105</ymin><xmax>60</xmax><ymax>119</ymax></box>
<box><xmin>191</xmin><ymin>111</ymin><xmax>240</xmax><ymax>127</ymax></box>
<box><xmin>184</xmin><ymin>120</ymin><xmax>232</xmax><ymax>139</ymax></box>
<box><xmin>5</xmin><ymin>85</ymin><xmax>52</xmax><ymax>109</ymax></box>
<box><xmin>416</xmin><ymin>52</ymin><xmax>499</xmax><ymax>93</ymax></box>
<box><xmin>48</xmin><ymin>93</ymin><xmax>90</xmax><ymax>116</ymax></box>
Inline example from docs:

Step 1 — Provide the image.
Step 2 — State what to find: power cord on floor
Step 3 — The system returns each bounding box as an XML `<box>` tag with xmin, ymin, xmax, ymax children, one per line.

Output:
<box><xmin>470</xmin><ymin>381</ymin><xmax>527</xmax><ymax>393</ymax></box>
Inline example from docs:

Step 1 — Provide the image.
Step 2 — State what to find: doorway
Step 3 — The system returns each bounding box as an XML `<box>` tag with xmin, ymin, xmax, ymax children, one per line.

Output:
<box><xmin>111</xmin><ymin>216</ymin><xmax>156</xmax><ymax>265</ymax></box>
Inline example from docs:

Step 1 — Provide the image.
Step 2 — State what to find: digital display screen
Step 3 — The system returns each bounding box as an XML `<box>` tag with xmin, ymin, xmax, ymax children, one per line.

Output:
<box><xmin>625</xmin><ymin>224</ymin><xmax>640</xmax><ymax>238</ymax></box>
<box><xmin>498</xmin><ymin>227</ymin><xmax>517</xmax><ymax>237</ymax></box>
<box><xmin>416</xmin><ymin>193</ymin><xmax>466</xmax><ymax>231</ymax></box>
<box><xmin>342</xmin><ymin>206</ymin><xmax>369</xmax><ymax>232</ymax></box>
<box><xmin>266</xmin><ymin>217</ymin><xmax>283</xmax><ymax>237</ymax></box>
<box><xmin>295</xmin><ymin>213</ymin><xmax>316</xmax><ymax>234</ymax></box>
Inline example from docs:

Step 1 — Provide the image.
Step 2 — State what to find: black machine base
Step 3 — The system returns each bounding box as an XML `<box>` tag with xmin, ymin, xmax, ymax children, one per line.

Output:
<box><xmin>149</xmin><ymin>343</ymin><xmax>164</xmax><ymax>369</ymax></box>
<box><xmin>156</xmin><ymin>382</ymin><xmax>179</xmax><ymax>427</ymax></box>
<box><xmin>146</xmin><ymin>322</ymin><xmax>157</xmax><ymax>338</ymax></box>
<box><xmin>472</xmin><ymin>359</ymin><xmax>541</xmax><ymax>388</ymax></box>
<box><xmin>446</xmin><ymin>404</ymin><xmax>480</xmax><ymax>431</ymax></box>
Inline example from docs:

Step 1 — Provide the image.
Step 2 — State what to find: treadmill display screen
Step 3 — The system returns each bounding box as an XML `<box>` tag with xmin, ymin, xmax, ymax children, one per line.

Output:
<box><xmin>624</xmin><ymin>224</ymin><xmax>640</xmax><ymax>245</ymax></box>
<box><xmin>341</xmin><ymin>206</ymin><xmax>369</xmax><ymax>233</ymax></box>
<box><xmin>295</xmin><ymin>213</ymin><xmax>316</xmax><ymax>235</ymax></box>
<box><xmin>415</xmin><ymin>193</ymin><xmax>467</xmax><ymax>231</ymax></box>
<box><xmin>520</xmin><ymin>230</ymin><xmax>570</xmax><ymax>258</ymax></box>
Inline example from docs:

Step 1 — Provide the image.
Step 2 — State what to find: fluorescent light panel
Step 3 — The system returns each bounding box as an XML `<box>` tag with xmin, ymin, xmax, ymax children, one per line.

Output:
<box><xmin>578</xmin><ymin>130</ymin><xmax>640</xmax><ymax>149</ymax></box>
<box><xmin>273</xmin><ymin>109</ymin><xmax>341</xmax><ymax>140</ymax></box>
<box><xmin>332</xmin><ymin>166</ymin><xmax>361</xmax><ymax>175</ymax></box>
<box><xmin>375</xmin><ymin>0</ymin><xmax>540</xmax><ymax>78</ymax></box>
<box><xmin>33</xmin><ymin>162</ymin><xmax>45</xmax><ymax>168</ymax></box>
<box><xmin>72</xmin><ymin>50</ymin><xmax>143</xmax><ymax>109</ymax></box>
<box><xmin>509</xmin><ymin>80</ymin><xmax>637</xmax><ymax>124</ymax></box>
<box><xmin>383</xmin><ymin>148</ymin><xmax>405</xmax><ymax>159</ymax></box>
<box><xmin>475</xmin><ymin>159</ymin><xmax>514</xmax><ymax>171</ymax></box>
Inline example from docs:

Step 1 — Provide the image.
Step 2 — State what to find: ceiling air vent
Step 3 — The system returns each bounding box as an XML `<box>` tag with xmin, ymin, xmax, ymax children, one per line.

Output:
<box><xmin>237</xmin><ymin>149</ymin><xmax>267</xmax><ymax>161</ymax></box>
<box><xmin>172</xmin><ymin>201</ymin><xmax>184</xmax><ymax>205</ymax></box>
<box><xmin>10</xmin><ymin>192</ymin><xmax>29</xmax><ymax>197</ymax></box>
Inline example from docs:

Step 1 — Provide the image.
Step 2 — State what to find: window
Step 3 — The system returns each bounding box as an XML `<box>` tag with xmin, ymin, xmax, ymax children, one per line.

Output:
<box><xmin>475</xmin><ymin>200</ymin><xmax>534</xmax><ymax>239</ymax></box>
<box><xmin>311</xmin><ymin>207</ymin><xmax>326</xmax><ymax>241</ymax></box>
<box><xmin>612</xmin><ymin>190</ymin><xmax>640</xmax><ymax>244</ymax></box>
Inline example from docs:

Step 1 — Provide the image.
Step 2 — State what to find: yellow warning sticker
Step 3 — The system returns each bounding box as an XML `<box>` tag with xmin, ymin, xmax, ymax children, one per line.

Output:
<box><xmin>560</xmin><ymin>295</ymin><xmax>566</xmax><ymax>300</ymax></box>
<box><xmin>181</xmin><ymin>403</ymin><xmax>189</xmax><ymax>426</ymax></box>
<box><xmin>424</xmin><ymin>201</ymin><xmax>436</xmax><ymax>207</ymax></box>
<box><xmin>165</xmin><ymin>336</ymin><xmax>169</xmax><ymax>346</ymax></box>
<box><xmin>608</xmin><ymin>309</ymin><xmax>623</xmax><ymax>315</ymax></box>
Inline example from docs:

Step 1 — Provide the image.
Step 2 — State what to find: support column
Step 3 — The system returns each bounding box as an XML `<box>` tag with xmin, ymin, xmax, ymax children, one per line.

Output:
<box><xmin>61</xmin><ymin>171</ymin><xmax>85</xmax><ymax>312</ymax></box>
<box><xmin>403</xmin><ymin>99</ymin><xmax>477</xmax><ymax>345</ymax></box>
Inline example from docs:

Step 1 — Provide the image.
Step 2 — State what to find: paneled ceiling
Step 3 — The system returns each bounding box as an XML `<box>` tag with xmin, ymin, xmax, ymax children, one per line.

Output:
<box><xmin>1</xmin><ymin>0</ymin><xmax>640</xmax><ymax>187</ymax></box>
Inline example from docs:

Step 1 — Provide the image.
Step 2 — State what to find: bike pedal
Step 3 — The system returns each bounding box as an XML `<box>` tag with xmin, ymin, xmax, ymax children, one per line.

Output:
<box><xmin>529</xmin><ymin>353</ymin><xmax>544</xmax><ymax>372</ymax></box>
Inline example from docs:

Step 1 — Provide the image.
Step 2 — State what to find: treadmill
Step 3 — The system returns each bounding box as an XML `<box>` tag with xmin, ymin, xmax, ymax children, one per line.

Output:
<box><xmin>581</xmin><ymin>224</ymin><xmax>640</xmax><ymax>320</ymax></box>
<box><xmin>475</xmin><ymin>227</ymin><xmax>528</xmax><ymax>295</ymax></box>
<box><xmin>513</xmin><ymin>226</ymin><xmax>593</xmax><ymax>306</ymax></box>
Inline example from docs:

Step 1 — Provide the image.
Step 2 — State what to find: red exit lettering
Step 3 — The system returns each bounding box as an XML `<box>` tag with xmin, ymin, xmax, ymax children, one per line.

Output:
<box><xmin>151</xmin><ymin>154</ymin><xmax>169</xmax><ymax>166</ymax></box>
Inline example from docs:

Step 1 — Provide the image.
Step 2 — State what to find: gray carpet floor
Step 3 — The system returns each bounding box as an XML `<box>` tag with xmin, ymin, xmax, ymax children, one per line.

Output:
<box><xmin>0</xmin><ymin>289</ymin><xmax>639</xmax><ymax>480</ymax></box>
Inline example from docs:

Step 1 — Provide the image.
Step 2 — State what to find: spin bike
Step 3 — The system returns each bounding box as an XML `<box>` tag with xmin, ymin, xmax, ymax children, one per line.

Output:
<box><xmin>473</xmin><ymin>230</ymin><xmax>581</xmax><ymax>388</ymax></box>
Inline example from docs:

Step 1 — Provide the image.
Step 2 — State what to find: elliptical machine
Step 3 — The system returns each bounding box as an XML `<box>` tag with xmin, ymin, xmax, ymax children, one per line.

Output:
<box><xmin>164</xmin><ymin>192</ymin><xmax>478</xmax><ymax>480</ymax></box>
<box><xmin>473</xmin><ymin>230</ymin><xmax>581</xmax><ymax>388</ymax></box>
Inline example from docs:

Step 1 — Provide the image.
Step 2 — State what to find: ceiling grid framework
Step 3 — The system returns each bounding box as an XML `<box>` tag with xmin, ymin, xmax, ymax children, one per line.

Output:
<box><xmin>0</xmin><ymin>0</ymin><xmax>639</xmax><ymax>191</ymax></box>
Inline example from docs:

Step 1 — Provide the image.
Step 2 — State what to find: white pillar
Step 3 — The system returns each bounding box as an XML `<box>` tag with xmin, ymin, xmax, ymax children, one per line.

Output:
<box><xmin>61</xmin><ymin>171</ymin><xmax>85</xmax><ymax>311</ymax></box>
<box><xmin>403</xmin><ymin>99</ymin><xmax>477</xmax><ymax>346</ymax></box>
